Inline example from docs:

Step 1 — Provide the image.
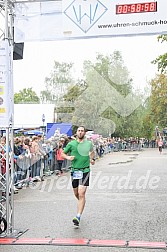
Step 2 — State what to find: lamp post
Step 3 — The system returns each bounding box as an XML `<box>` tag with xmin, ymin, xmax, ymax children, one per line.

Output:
<box><xmin>155</xmin><ymin>126</ymin><xmax>159</xmax><ymax>138</ymax></box>
<box><xmin>42</xmin><ymin>114</ymin><xmax>46</xmax><ymax>138</ymax></box>
<box><xmin>42</xmin><ymin>114</ymin><xmax>45</xmax><ymax>127</ymax></box>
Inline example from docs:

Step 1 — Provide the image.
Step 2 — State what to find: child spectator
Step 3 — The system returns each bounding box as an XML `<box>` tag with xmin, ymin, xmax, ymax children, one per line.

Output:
<box><xmin>56</xmin><ymin>142</ymin><xmax>64</xmax><ymax>176</ymax></box>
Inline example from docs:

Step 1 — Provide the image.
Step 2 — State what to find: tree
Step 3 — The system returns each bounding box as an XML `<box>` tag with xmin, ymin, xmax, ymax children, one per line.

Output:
<box><xmin>145</xmin><ymin>35</ymin><xmax>167</xmax><ymax>136</ymax></box>
<box><xmin>40</xmin><ymin>90</ymin><xmax>53</xmax><ymax>104</ymax></box>
<box><xmin>139</xmin><ymin>96</ymin><xmax>155</xmax><ymax>140</ymax></box>
<box><xmin>150</xmin><ymin>74</ymin><xmax>167</xmax><ymax>128</ymax></box>
<box><xmin>39</xmin><ymin>53</ymin><xmax>148</xmax><ymax>137</ymax></box>
<box><xmin>72</xmin><ymin>51</ymin><xmax>145</xmax><ymax>137</ymax></box>
<box><xmin>152</xmin><ymin>35</ymin><xmax>167</xmax><ymax>73</ymax></box>
<box><xmin>54</xmin><ymin>79</ymin><xmax>87</xmax><ymax>123</ymax></box>
<box><xmin>142</xmin><ymin>114</ymin><xmax>154</xmax><ymax>140</ymax></box>
<box><xmin>40</xmin><ymin>61</ymin><xmax>74</xmax><ymax>104</ymax></box>
<box><xmin>14</xmin><ymin>88</ymin><xmax>40</xmax><ymax>104</ymax></box>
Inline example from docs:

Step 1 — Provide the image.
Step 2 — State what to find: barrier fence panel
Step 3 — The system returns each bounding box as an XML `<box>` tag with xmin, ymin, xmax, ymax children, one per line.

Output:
<box><xmin>0</xmin><ymin>129</ymin><xmax>14</xmax><ymax>237</ymax></box>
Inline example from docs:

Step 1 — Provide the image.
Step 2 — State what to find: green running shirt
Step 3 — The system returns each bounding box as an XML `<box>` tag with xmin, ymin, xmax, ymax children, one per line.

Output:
<box><xmin>63</xmin><ymin>139</ymin><xmax>93</xmax><ymax>173</ymax></box>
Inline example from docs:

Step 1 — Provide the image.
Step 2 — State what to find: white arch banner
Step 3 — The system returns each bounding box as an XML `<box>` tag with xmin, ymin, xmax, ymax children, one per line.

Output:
<box><xmin>14</xmin><ymin>0</ymin><xmax>167</xmax><ymax>42</ymax></box>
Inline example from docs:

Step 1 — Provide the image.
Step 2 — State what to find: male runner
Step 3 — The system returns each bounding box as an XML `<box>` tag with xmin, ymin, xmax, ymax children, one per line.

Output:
<box><xmin>61</xmin><ymin>126</ymin><xmax>95</xmax><ymax>226</ymax></box>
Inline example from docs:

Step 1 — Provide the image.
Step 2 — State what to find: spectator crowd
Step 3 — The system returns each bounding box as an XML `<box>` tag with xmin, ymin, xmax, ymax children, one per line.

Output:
<box><xmin>0</xmin><ymin>132</ymin><xmax>166</xmax><ymax>194</ymax></box>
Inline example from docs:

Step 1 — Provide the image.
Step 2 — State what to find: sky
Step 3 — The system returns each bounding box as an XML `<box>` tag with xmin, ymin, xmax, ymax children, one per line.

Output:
<box><xmin>13</xmin><ymin>35</ymin><xmax>167</xmax><ymax>96</ymax></box>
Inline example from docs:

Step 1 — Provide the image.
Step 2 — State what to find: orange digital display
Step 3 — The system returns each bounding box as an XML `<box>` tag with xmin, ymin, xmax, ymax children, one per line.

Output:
<box><xmin>116</xmin><ymin>2</ymin><xmax>157</xmax><ymax>14</ymax></box>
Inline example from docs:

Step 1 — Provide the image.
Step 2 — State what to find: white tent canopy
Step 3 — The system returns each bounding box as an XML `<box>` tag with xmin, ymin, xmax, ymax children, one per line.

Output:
<box><xmin>14</xmin><ymin>104</ymin><xmax>55</xmax><ymax>128</ymax></box>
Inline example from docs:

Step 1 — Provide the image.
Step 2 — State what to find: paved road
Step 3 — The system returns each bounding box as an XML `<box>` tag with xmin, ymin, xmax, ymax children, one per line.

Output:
<box><xmin>1</xmin><ymin>148</ymin><xmax>167</xmax><ymax>252</ymax></box>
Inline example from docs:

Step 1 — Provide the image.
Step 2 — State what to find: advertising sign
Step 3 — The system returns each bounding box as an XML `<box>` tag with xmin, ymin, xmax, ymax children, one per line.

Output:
<box><xmin>0</xmin><ymin>41</ymin><xmax>13</xmax><ymax>127</ymax></box>
<box><xmin>14</xmin><ymin>0</ymin><xmax>167</xmax><ymax>42</ymax></box>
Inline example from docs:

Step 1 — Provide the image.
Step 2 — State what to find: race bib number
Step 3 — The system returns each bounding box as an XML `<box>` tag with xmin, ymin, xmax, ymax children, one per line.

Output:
<box><xmin>73</xmin><ymin>171</ymin><xmax>83</xmax><ymax>179</ymax></box>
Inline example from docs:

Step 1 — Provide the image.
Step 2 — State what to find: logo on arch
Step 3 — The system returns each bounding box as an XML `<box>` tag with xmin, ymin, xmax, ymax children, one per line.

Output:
<box><xmin>64</xmin><ymin>0</ymin><xmax>108</xmax><ymax>33</ymax></box>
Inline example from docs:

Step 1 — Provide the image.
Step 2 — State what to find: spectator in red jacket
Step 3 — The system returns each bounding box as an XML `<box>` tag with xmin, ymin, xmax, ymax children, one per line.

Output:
<box><xmin>56</xmin><ymin>142</ymin><xmax>64</xmax><ymax>176</ymax></box>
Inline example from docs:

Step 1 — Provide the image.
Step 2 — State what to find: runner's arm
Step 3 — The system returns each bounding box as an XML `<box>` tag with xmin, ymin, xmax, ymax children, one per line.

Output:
<box><xmin>61</xmin><ymin>151</ymin><xmax>75</xmax><ymax>161</ymax></box>
<box><xmin>61</xmin><ymin>143</ymin><xmax>75</xmax><ymax>160</ymax></box>
<box><xmin>89</xmin><ymin>150</ymin><xmax>95</xmax><ymax>164</ymax></box>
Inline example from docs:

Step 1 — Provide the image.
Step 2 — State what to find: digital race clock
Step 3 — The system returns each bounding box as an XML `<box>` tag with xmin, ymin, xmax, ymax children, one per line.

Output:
<box><xmin>116</xmin><ymin>2</ymin><xmax>157</xmax><ymax>14</ymax></box>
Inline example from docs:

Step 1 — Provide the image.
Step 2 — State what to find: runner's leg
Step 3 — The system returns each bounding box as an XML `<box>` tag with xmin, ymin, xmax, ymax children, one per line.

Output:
<box><xmin>77</xmin><ymin>185</ymin><xmax>87</xmax><ymax>215</ymax></box>
<box><xmin>73</xmin><ymin>187</ymin><xmax>79</xmax><ymax>200</ymax></box>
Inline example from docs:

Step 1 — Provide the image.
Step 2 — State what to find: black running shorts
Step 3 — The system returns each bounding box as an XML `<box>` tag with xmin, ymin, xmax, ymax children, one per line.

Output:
<box><xmin>71</xmin><ymin>171</ymin><xmax>90</xmax><ymax>188</ymax></box>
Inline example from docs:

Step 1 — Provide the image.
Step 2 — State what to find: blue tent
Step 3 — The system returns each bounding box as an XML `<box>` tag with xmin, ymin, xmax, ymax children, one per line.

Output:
<box><xmin>47</xmin><ymin>123</ymin><xmax>72</xmax><ymax>139</ymax></box>
<box><xmin>24</xmin><ymin>130</ymin><xmax>43</xmax><ymax>136</ymax></box>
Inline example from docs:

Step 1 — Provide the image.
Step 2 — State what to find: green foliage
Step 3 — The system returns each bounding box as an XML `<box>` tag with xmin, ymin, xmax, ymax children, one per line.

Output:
<box><xmin>55</xmin><ymin>80</ymin><xmax>87</xmax><ymax>123</ymax></box>
<box><xmin>40</xmin><ymin>90</ymin><xmax>53</xmax><ymax>104</ymax></box>
<box><xmin>71</xmin><ymin>51</ymin><xmax>146</xmax><ymax>137</ymax></box>
<box><xmin>40</xmin><ymin>61</ymin><xmax>74</xmax><ymax>103</ymax></box>
<box><xmin>157</xmin><ymin>35</ymin><xmax>167</xmax><ymax>43</ymax></box>
<box><xmin>63</xmin><ymin>85</ymin><xmax>81</xmax><ymax>102</ymax></box>
<box><xmin>63</xmin><ymin>80</ymin><xmax>87</xmax><ymax>102</ymax></box>
<box><xmin>150</xmin><ymin>74</ymin><xmax>167</xmax><ymax>127</ymax></box>
<box><xmin>152</xmin><ymin>35</ymin><xmax>167</xmax><ymax>73</ymax></box>
<box><xmin>142</xmin><ymin>114</ymin><xmax>154</xmax><ymax>140</ymax></box>
<box><xmin>94</xmin><ymin>51</ymin><xmax>132</xmax><ymax>96</ymax></box>
<box><xmin>40</xmin><ymin>52</ymin><xmax>150</xmax><ymax>138</ymax></box>
<box><xmin>14</xmin><ymin>88</ymin><xmax>40</xmax><ymax>104</ymax></box>
<box><xmin>56</xmin><ymin>106</ymin><xmax>75</xmax><ymax>113</ymax></box>
<box><xmin>152</xmin><ymin>53</ymin><xmax>167</xmax><ymax>73</ymax></box>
